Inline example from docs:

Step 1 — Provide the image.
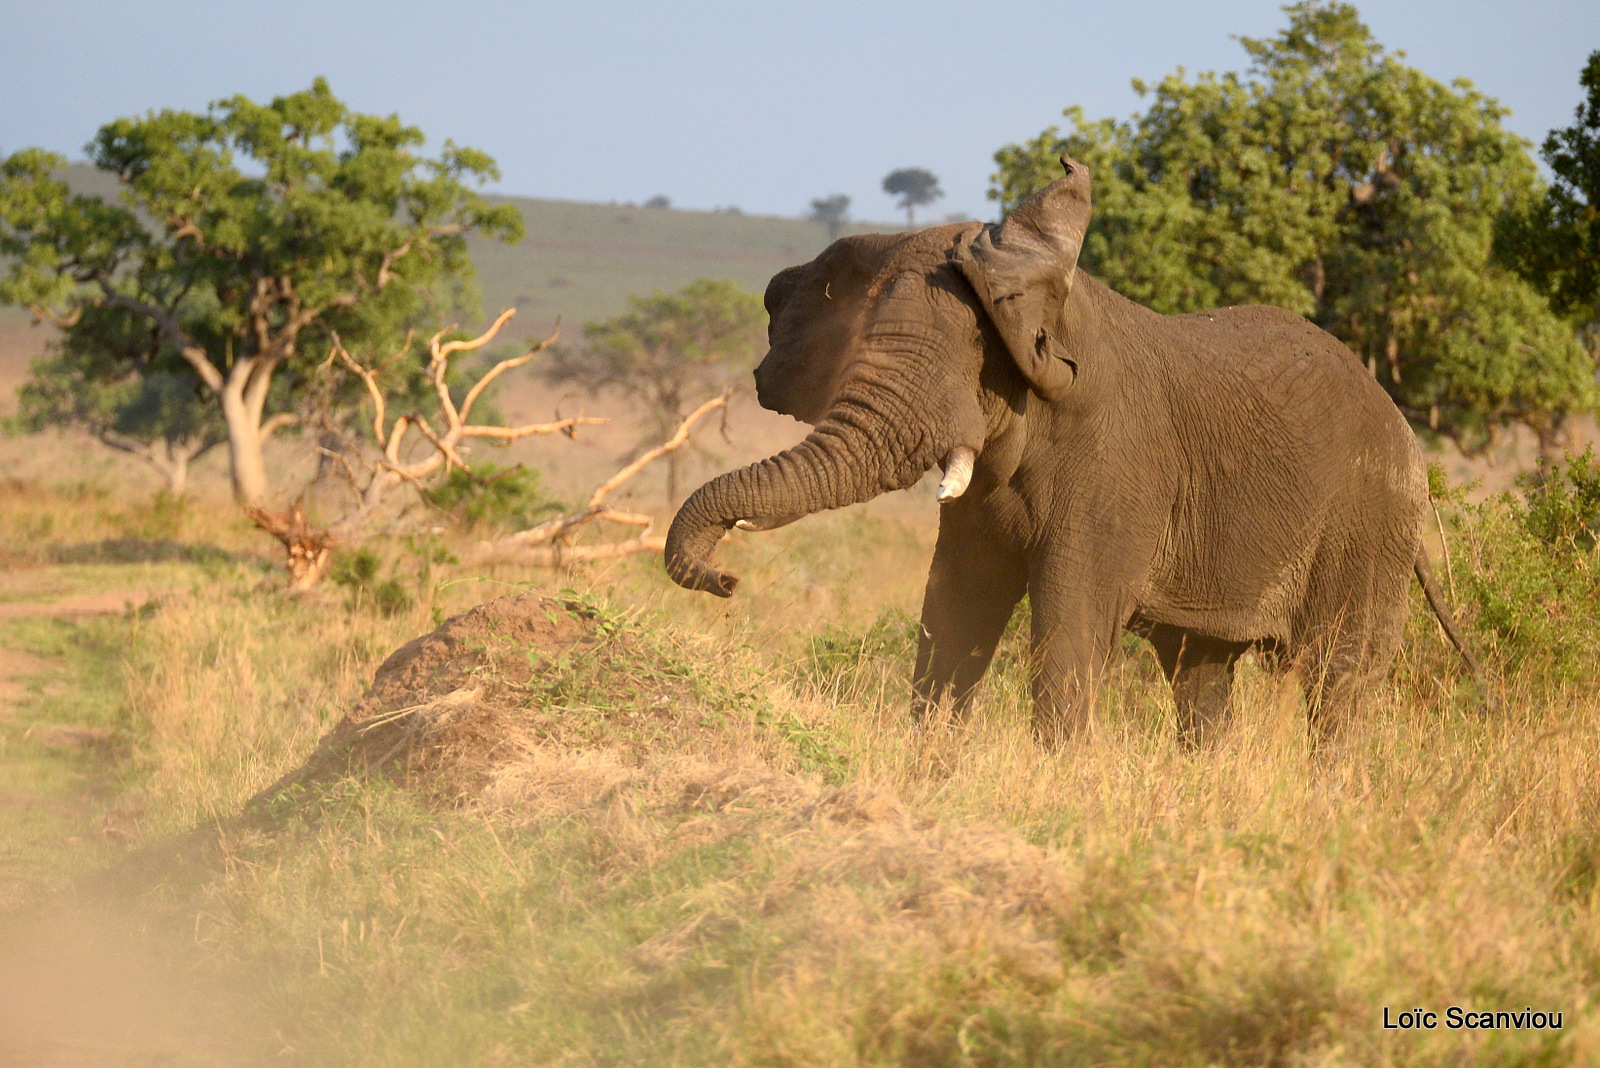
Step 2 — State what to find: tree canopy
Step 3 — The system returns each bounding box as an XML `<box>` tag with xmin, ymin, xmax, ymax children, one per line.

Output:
<box><xmin>808</xmin><ymin>194</ymin><xmax>851</xmax><ymax>241</ymax></box>
<box><xmin>0</xmin><ymin>78</ymin><xmax>523</xmax><ymax>503</ymax></box>
<box><xmin>12</xmin><ymin>310</ymin><xmax>227</xmax><ymax>495</ymax></box>
<box><xmin>989</xmin><ymin>2</ymin><xmax>1591</xmax><ymax>460</ymax></box>
<box><xmin>543</xmin><ymin>278</ymin><xmax>764</xmax><ymax>502</ymax></box>
<box><xmin>1496</xmin><ymin>49</ymin><xmax>1600</xmax><ymax>326</ymax></box>
<box><xmin>882</xmin><ymin>168</ymin><xmax>943</xmax><ymax>227</ymax></box>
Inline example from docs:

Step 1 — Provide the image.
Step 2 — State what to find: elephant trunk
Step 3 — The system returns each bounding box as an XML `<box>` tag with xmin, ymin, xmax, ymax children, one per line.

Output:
<box><xmin>665</xmin><ymin>392</ymin><xmax>938</xmax><ymax>596</ymax></box>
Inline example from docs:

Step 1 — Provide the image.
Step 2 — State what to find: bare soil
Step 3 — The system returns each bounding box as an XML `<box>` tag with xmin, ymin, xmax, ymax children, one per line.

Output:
<box><xmin>0</xmin><ymin>647</ymin><xmax>50</xmax><ymax>720</ymax></box>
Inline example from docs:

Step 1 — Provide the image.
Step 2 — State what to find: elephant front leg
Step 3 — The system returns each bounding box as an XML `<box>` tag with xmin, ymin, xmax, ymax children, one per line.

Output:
<box><xmin>911</xmin><ymin>510</ymin><xmax>1027</xmax><ymax>724</ymax></box>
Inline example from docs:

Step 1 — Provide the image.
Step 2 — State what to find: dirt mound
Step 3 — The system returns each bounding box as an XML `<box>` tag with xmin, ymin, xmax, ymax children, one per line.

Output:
<box><xmin>259</xmin><ymin>591</ymin><xmax>756</xmax><ymax>805</ymax></box>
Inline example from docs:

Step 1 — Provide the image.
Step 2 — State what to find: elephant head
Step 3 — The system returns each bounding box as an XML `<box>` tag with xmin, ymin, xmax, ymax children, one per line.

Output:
<box><xmin>664</xmin><ymin>157</ymin><xmax>1094</xmax><ymax>597</ymax></box>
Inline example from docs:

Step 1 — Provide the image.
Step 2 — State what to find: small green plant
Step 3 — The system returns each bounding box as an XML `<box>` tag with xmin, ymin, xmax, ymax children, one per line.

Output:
<box><xmin>1442</xmin><ymin>448</ymin><xmax>1600</xmax><ymax>686</ymax></box>
<box><xmin>791</xmin><ymin>608</ymin><xmax>920</xmax><ymax>701</ymax></box>
<box><xmin>423</xmin><ymin>462</ymin><xmax>562</xmax><ymax>535</ymax></box>
<box><xmin>1520</xmin><ymin>447</ymin><xmax>1600</xmax><ymax>554</ymax></box>
<box><xmin>329</xmin><ymin>547</ymin><xmax>413</xmax><ymax>617</ymax></box>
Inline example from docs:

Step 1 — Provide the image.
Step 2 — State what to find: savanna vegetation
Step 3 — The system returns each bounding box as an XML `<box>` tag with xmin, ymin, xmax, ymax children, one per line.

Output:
<box><xmin>2</xmin><ymin>448</ymin><xmax>1599</xmax><ymax>1065</ymax></box>
<box><xmin>3</xmin><ymin>4</ymin><xmax>1600</xmax><ymax>1066</ymax></box>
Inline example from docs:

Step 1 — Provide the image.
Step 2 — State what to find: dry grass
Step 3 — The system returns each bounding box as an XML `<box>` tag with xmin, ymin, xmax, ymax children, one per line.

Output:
<box><xmin>2</xmin><ymin>475</ymin><xmax>1597</xmax><ymax>1065</ymax></box>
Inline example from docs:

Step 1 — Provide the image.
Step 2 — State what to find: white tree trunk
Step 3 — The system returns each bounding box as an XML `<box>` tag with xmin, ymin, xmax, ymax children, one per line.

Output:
<box><xmin>164</xmin><ymin>444</ymin><xmax>191</xmax><ymax>497</ymax></box>
<box><xmin>219</xmin><ymin>354</ymin><xmax>282</xmax><ymax>506</ymax></box>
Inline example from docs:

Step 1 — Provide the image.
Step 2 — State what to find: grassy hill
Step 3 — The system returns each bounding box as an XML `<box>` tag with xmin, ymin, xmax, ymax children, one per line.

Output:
<box><xmin>16</xmin><ymin>164</ymin><xmax>894</xmax><ymax>339</ymax></box>
<box><xmin>471</xmin><ymin>195</ymin><xmax>894</xmax><ymax>338</ymax></box>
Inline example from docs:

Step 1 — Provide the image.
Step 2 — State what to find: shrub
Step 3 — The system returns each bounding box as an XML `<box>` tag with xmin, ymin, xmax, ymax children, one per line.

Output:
<box><xmin>422</xmin><ymin>462</ymin><xmax>562</xmax><ymax>535</ymax></box>
<box><xmin>790</xmin><ymin>608</ymin><xmax>920</xmax><ymax>702</ymax></box>
<box><xmin>1445</xmin><ymin>449</ymin><xmax>1600</xmax><ymax>686</ymax></box>
<box><xmin>329</xmin><ymin>547</ymin><xmax>413</xmax><ymax>617</ymax></box>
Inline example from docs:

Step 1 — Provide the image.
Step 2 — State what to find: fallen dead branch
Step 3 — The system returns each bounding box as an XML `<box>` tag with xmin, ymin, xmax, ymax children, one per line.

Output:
<box><xmin>467</xmin><ymin>389</ymin><xmax>732</xmax><ymax>567</ymax></box>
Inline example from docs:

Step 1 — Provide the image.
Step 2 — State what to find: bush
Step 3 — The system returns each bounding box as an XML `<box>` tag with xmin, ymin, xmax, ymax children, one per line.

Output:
<box><xmin>1445</xmin><ymin>449</ymin><xmax>1600</xmax><ymax>687</ymax></box>
<box><xmin>329</xmin><ymin>547</ymin><xmax>413</xmax><ymax>617</ymax></box>
<box><xmin>790</xmin><ymin>608</ymin><xmax>920</xmax><ymax>702</ymax></box>
<box><xmin>422</xmin><ymin>462</ymin><xmax>562</xmax><ymax>535</ymax></box>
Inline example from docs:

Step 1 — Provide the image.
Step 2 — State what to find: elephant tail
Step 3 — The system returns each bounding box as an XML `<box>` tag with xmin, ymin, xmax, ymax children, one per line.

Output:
<box><xmin>1413</xmin><ymin>554</ymin><xmax>1495</xmax><ymax>711</ymax></box>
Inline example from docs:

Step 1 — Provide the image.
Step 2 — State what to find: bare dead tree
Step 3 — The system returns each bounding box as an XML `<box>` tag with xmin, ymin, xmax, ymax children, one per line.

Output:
<box><xmin>248</xmin><ymin>309</ymin><xmax>606</xmax><ymax>587</ymax></box>
<box><xmin>249</xmin><ymin>309</ymin><xmax>735</xmax><ymax>588</ymax></box>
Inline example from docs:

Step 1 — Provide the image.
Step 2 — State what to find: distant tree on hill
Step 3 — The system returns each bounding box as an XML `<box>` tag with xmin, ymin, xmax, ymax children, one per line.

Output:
<box><xmin>882</xmin><ymin>167</ymin><xmax>943</xmax><ymax>226</ymax></box>
<box><xmin>644</xmin><ymin>194</ymin><xmax>671</xmax><ymax>209</ymax></box>
<box><xmin>543</xmin><ymin>278</ymin><xmax>764</xmax><ymax>502</ymax></box>
<box><xmin>0</xmin><ymin>78</ymin><xmax>522</xmax><ymax>505</ymax></box>
<box><xmin>1496</xmin><ymin>50</ymin><xmax>1600</xmax><ymax>331</ymax></box>
<box><xmin>808</xmin><ymin>194</ymin><xmax>851</xmax><ymax>240</ymax></box>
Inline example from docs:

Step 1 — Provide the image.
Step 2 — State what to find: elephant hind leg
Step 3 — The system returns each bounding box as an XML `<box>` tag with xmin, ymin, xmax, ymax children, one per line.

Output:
<box><xmin>1294</xmin><ymin>549</ymin><xmax>1410</xmax><ymax>739</ymax></box>
<box><xmin>1146</xmin><ymin>624</ymin><xmax>1250</xmax><ymax>747</ymax></box>
<box><xmin>1298</xmin><ymin>637</ymin><xmax>1388</xmax><ymax>739</ymax></box>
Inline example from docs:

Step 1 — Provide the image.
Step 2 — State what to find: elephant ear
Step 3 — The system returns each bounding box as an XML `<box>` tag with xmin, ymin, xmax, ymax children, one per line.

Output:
<box><xmin>955</xmin><ymin>156</ymin><xmax>1091</xmax><ymax>402</ymax></box>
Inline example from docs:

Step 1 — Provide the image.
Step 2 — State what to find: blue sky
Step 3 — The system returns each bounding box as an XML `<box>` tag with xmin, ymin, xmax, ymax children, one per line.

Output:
<box><xmin>2</xmin><ymin>1</ymin><xmax>1596</xmax><ymax>222</ymax></box>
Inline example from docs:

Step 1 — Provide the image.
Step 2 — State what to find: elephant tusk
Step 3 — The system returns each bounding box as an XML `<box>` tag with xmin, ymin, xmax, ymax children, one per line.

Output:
<box><xmin>937</xmin><ymin>447</ymin><xmax>976</xmax><ymax>503</ymax></box>
<box><xmin>734</xmin><ymin>513</ymin><xmax>804</xmax><ymax>532</ymax></box>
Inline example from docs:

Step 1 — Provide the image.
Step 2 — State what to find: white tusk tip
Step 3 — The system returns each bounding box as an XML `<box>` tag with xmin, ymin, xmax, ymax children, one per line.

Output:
<box><xmin>936</xmin><ymin>446</ymin><xmax>976</xmax><ymax>504</ymax></box>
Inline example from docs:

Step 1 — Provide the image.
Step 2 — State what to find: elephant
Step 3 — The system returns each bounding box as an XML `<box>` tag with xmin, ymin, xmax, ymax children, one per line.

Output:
<box><xmin>664</xmin><ymin>156</ymin><xmax>1482</xmax><ymax>745</ymax></box>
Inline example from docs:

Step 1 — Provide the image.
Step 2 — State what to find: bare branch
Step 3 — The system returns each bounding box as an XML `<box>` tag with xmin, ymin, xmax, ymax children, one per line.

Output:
<box><xmin>467</xmin><ymin>389</ymin><xmax>732</xmax><ymax>568</ymax></box>
<box><xmin>458</xmin><ymin>322</ymin><xmax>560</xmax><ymax>423</ymax></box>
<box><xmin>95</xmin><ymin>285</ymin><xmax>223</xmax><ymax>392</ymax></box>
<box><xmin>582</xmin><ymin>389</ymin><xmax>731</xmax><ymax>511</ymax></box>
<box><xmin>314</xmin><ymin>446</ymin><xmax>365</xmax><ymax>493</ymax></box>
<box><xmin>459</xmin><ymin>417</ymin><xmax>608</xmax><ymax>444</ymax></box>
<box><xmin>261</xmin><ymin>412</ymin><xmax>299</xmax><ymax>440</ymax></box>
<box><xmin>433</xmin><ymin>307</ymin><xmax>518</xmax><ymax>364</ymax></box>
<box><xmin>404</xmin><ymin>414</ymin><xmax>465</xmax><ymax>474</ymax></box>
<box><xmin>375</xmin><ymin>237</ymin><xmax>418</xmax><ymax>289</ymax></box>
<box><xmin>27</xmin><ymin>303</ymin><xmax>83</xmax><ymax>329</ymax></box>
<box><xmin>329</xmin><ymin>331</ymin><xmax>414</xmax><ymax>447</ymax></box>
<box><xmin>96</xmin><ymin>429</ymin><xmax>160</xmax><ymax>462</ymax></box>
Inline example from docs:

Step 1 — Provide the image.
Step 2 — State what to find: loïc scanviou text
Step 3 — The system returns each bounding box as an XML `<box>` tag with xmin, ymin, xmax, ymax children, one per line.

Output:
<box><xmin>1382</xmin><ymin>1007</ymin><xmax>1563</xmax><ymax>1030</ymax></box>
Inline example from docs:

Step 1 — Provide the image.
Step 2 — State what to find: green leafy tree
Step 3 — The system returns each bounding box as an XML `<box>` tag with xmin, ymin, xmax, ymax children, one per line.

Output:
<box><xmin>1496</xmin><ymin>50</ymin><xmax>1600</xmax><ymax>343</ymax></box>
<box><xmin>0</xmin><ymin>78</ymin><xmax>523</xmax><ymax>504</ymax></box>
<box><xmin>808</xmin><ymin>194</ymin><xmax>851</xmax><ymax>240</ymax></box>
<box><xmin>544</xmin><ymin>278</ymin><xmax>764</xmax><ymax>502</ymax></box>
<box><xmin>15</xmin><ymin>345</ymin><xmax>225</xmax><ymax>497</ymax></box>
<box><xmin>990</xmin><ymin>2</ymin><xmax>1591</xmax><ymax>462</ymax></box>
<box><xmin>10</xmin><ymin>295</ymin><xmax>230</xmax><ymax>495</ymax></box>
<box><xmin>882</xmin><ymin>168</ymin><xmax>943</xmax><ymax>226</ymax></box>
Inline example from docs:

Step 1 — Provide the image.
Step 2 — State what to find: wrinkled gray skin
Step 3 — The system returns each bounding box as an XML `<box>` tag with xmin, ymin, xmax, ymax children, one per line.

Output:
<box><xmin>666</xmin><ymin>157</ymin><xmax>1479</xmax><ymax>746</ymax></box>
